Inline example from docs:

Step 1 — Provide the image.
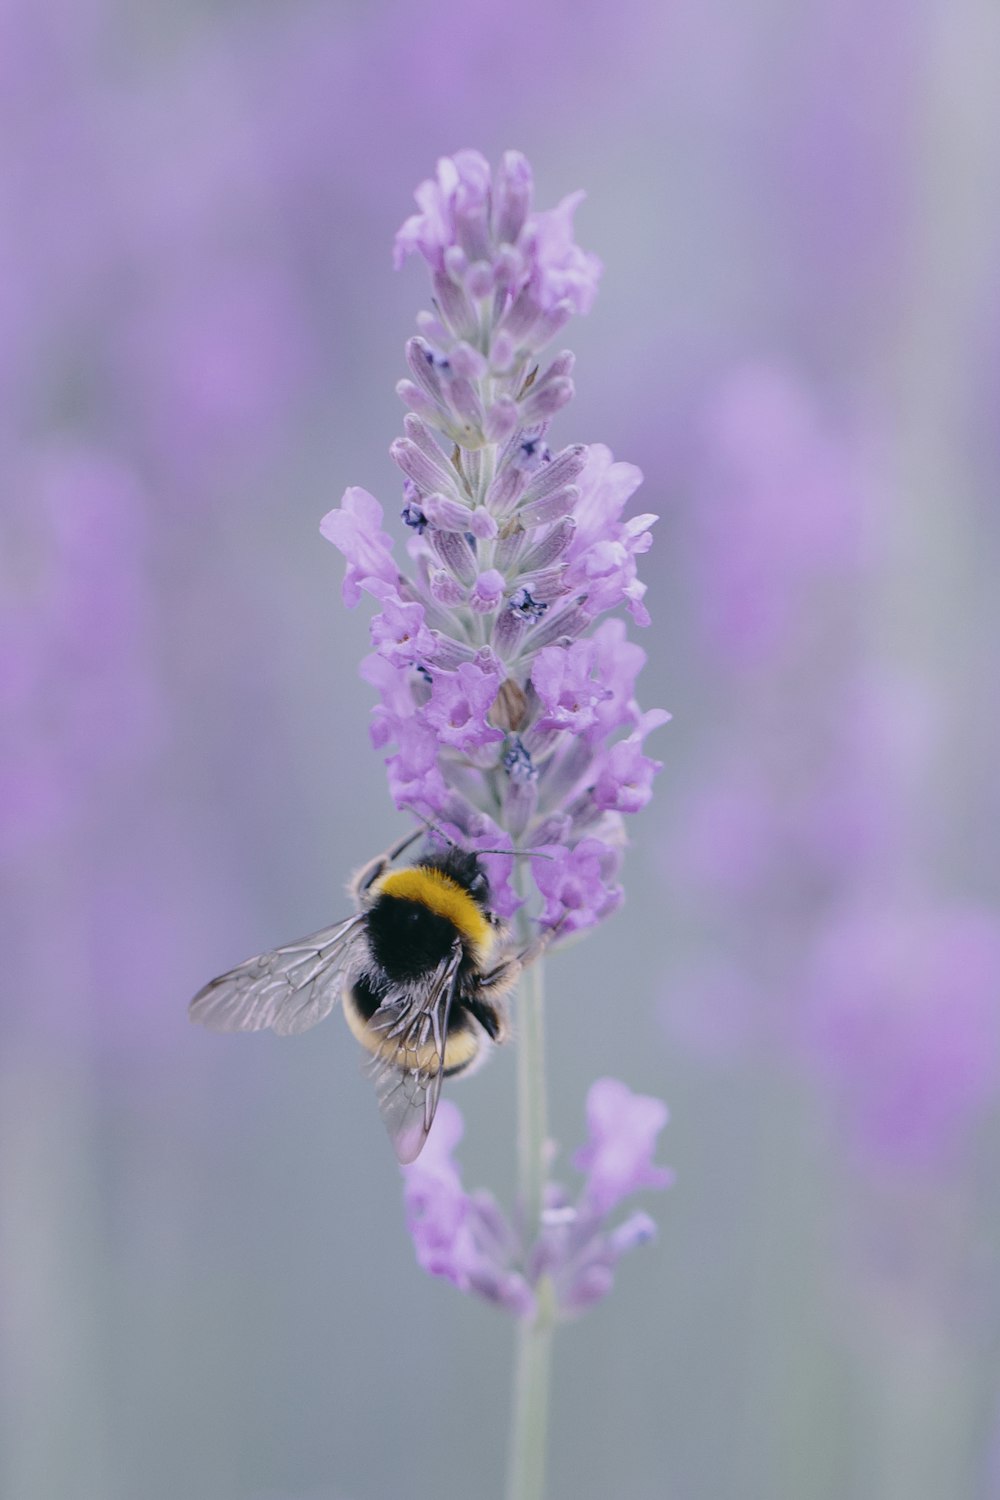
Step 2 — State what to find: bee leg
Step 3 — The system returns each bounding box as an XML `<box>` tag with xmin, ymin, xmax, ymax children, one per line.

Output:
<box><xmin>471</xmin><ymin>955</ymin><xmax>519</xmax><ymax>999</ymax></box>
<box><xmin>512</xmin><ymin>929</ymin><xmax>556</xmax><ymax>971</ymax></box>
<box><xmin>468</xmin><ymin>928</ymin><xmax>559</xmax><ymax>1046</ymax></box>
<box><xmin>350</xmin><ymin>828</ymin><xmax>424</xmax><ymax>903</ymax></box>
<box><xmin>473</xmin><ymin>953</ymin><xmax>512</xmax><ymax>993</ymax></box>
<box><xmin>463</xmin><ymin>994</ymin><xmax>505</xmax><ymax>1041</ymax></box>
<box><xmin>475</xmin><ymin>926</ymin><xmax>554</xmax><ymax>999</ymax></box>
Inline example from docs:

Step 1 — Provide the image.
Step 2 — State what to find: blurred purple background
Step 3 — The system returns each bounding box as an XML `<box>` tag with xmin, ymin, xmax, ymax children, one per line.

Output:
<box><xmin>3</xmin><ymin>2</ymin><xmax>999</xmax><ymax>1498</ymax></box>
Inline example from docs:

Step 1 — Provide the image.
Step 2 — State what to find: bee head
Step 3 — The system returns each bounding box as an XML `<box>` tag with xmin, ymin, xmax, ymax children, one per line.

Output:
<box><xmin>418</xmin><ymin>845</ymin><xmax>492</xmax><ymax>909</ymax></box>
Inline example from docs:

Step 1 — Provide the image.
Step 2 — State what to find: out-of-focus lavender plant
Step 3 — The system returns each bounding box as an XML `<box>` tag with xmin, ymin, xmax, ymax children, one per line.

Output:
<box><xmin>804</xmin><ymin>903</ymin><xmax>1000</xmax><ymax>1172</ymax></box>
<box><xmin>661</xmin><ymin>365</ymin><xmax>884</xmax><ymax>1054</ymax></box>
<box><xmin>658</xmin><ymin>360</ymin><xmax>1000</xmax><ymax>1499</ymax></box>
<box><xmin>322</xmin><ymin>150</ymin><xmax>669</xmax><ymax>1500</ymax></box>
<box><xmin>661</xmin><ymin>362</ymin><xmax>1000</xmax><ymax>1175</ymax></box>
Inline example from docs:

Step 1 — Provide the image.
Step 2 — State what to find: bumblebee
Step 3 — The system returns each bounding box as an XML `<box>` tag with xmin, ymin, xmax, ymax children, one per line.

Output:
<box><xmin>189</xmin><ymin>831</ymin><xmax>538</xmax><ymax>1163</ymax></box>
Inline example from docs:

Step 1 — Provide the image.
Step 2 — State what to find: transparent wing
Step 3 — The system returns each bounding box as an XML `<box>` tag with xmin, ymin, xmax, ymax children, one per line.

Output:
<box><xmin>365</xmin><ymin>945</ymin><xmax>462</xmax><ymax>1164</ymax></box>
<box><xmin>189</xmin><ymin>915</ymin><xmax>366</xmax><ymax>1037</ymax></box>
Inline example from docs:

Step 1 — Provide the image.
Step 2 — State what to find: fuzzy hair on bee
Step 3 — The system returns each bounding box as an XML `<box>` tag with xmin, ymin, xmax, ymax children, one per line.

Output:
<box><xmin>189</xmin><ymin>830</ymin><xmax>535</xmax><ymax>1163</ymax></box>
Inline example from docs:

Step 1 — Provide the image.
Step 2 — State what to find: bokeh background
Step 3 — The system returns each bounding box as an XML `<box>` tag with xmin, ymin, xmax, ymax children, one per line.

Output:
<box><xmin>3</xmin><ymin>1</ymin><xmax>1000</xmax><ymax>1497</ymax></box>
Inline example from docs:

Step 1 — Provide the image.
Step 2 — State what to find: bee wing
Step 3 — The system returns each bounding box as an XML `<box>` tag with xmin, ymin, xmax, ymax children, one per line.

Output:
<box><xmin>189</xmin><ymin>915</ymin><xmax>366</xmax><ymax>1037</ymax></box>
<box><xmin>365</xmin><ymin>945</ymin><xmax>462</xmax><ymax>1164</ymax></box>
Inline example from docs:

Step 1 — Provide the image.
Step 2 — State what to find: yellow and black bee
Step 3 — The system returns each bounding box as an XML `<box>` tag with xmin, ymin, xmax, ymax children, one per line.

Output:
<box><xmin>189</xmin><ymin>831</ymin><xmax>537</xmax><ymax>1162</ymax></box>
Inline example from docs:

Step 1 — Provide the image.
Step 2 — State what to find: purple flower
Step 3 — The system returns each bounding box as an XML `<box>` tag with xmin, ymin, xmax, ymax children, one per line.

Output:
<box><xmin>322</xmin><ymin>150</ymin><xmax>666</xmax><ymax>940</ymax></box>
<box><xmin>533</xmin><ymin>838</ymin><xmax>623</xmax><ymax>934</ymax></box>
<box><xmin>369</xmin><ymin>590</ymin><xmax>438</xmax><ymax>668</ymax></box>
<box><xmin>531</xmin><ymin>640</ymin><xmax>610</xmax><ymax>735</ymax></box>
<box><xmin>402</xmin><ymin>1081</ymin><xmax>671</xmax><ymax>1321</ymax></box>
<box><xmin>393</xmin><ymin>149</ymin><xmax>602</xmax><ymax>344</ymax></box>
<box><xmin>573</xmin><ymin>1078</ymin><xmax>674</xmax><ymax>1216</ymax></box>
<box><xmin>423</xmin><ymin>659</ymin><xmax>504</xmax><ymax>752</ymax></box>
<box><xmin>361</xmin><ymin>654</ymin><xmax>447</xmax><ymax>810</ymax></box>
<box><xmin>403</xmin><ymin>1101</ymin><xmax>535</xmax><ymax>1317</ymax></box>
<box><xmin>587</xmin><ymin>619</ymin><xmax>649</xmax><ymax>739</ymax></box>
<box><xmin>394</xmin><ymin>149</ymin><xmax>494</xmax><ymax>273</ymax></box>
<box><xmin>564</xmin><ymin>445</ymin><xmax>657</xmax><ymax>626</ymax></box>
<box><xmin>593</xmin><ymin>711</ymin><xmax>669</xmax><ymax>814</ymax></box>
<box><xmin>320</xmin><ymin>486</ymin><xmax>399</xmax><ymax>607</ymax></box>
<box><xmin>523</xmin><ymin>191</ymin><xmax>603</xmax><ymax>315</ymax></box>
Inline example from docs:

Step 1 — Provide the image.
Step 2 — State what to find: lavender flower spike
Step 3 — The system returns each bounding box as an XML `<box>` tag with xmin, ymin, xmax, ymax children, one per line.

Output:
<box><xmin>321</xmin><ymin>149</ymin><xmax>666</xmax><ymax>931</ymax></box>
<box><xmin>322</xmin><ymin>149</ymin><xmax>668</xmax><ymax>1500</ymax></box>
<box><xmin>403</xmin><ymin>1081</ymin><xmax>671</xmax><ymax>1321</ymax></box>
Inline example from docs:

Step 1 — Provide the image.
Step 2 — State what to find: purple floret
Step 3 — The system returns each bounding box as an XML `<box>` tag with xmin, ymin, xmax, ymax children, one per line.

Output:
<box><xmin>423</xmin><ymin>659</ymin><xmax>505</xmax><ymax>752</ymax></box>
<box><xmin>402</xmin><ymin>1082</ymin><xmax>671</xmax><ymax>1321</ymax></box>
<box><xmin>534</xmin><ymin>837</ymin><xmax>624</xmax><ymax>934</ymax></box>
<box><xmin>320</xmin><ymin>485</ymin><xmax>399</xmax><ymax>607</ymax></box>
<box><xmin>574</xmin><ymin>1077</ymin><xmax>674</xmax><ymax>1216</ymax></box>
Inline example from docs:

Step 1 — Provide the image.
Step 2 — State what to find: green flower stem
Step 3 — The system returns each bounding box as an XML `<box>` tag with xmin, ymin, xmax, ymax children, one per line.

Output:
<box><xmin>505</xmin><ymin>1287</ymin><xmax>554</xmax><ymax>1500</ymax></box>
<box><xmin>505</xmin><ymin>941</ymin><xmax>555</xmax><ymax>1500</ymax></box>
<box><xmin>516</xmin><ymin>944</ymin><xmax>548</xmax><ymax>1243</ymax></box>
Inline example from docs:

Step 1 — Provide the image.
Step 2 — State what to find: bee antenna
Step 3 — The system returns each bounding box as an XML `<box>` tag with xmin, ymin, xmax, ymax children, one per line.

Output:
<box><xmin>409</xmin><ymin>812</ymin><xmax>555</xmax><ymax>864</ymax></box>
<box><xmin>476</xmin><ymin>846</ymin><xmax>555</xmax><ymax>863</ymax></box>
<box><xmin>410</xmin><ymin>812</ymin><xmax>459</xmax><ymax>849</ymax></box>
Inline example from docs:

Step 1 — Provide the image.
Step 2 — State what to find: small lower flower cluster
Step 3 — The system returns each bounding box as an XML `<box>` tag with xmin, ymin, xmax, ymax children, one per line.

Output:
<box><xmin>403</xmin><ymin>1079</ymin><xmax>672</xmax><ymax>1319</ymax></box>
<box><xmin>322</xmin><ymin>150</ymin><xmax>666</xmax><ymax>929</ymax></box>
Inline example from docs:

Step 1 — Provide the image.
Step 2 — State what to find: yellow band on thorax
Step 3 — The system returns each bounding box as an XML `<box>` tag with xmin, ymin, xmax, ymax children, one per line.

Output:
<box><xmin>377</xmin><ymin>866</ymin><xmax>492</xmax><ymax>958</ymax></box>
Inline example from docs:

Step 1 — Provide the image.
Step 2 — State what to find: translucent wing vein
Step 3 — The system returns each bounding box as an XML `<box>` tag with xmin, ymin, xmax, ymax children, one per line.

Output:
<box><xmin>189</xmin><ymin>916</ymin><xmax>365</xmax><ymax>1036</ymax></box>
<box><xmin>365</xmin><ymin>946</ymin><xmax>462</xmax><ymax>1163</ymax></box>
